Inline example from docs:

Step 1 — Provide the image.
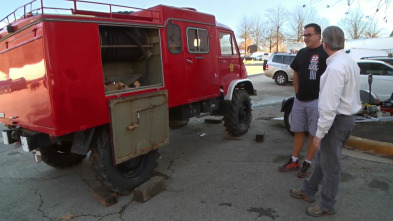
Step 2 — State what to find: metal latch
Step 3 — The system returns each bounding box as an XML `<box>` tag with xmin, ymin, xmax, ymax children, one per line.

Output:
<box><xmin>128</xmin><ymin>101</ymin><xmax>166</xmax><ymax>130</ymax></box>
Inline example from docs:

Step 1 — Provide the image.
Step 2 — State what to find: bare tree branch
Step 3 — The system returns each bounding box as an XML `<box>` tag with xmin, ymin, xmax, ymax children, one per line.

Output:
<box><xmin>339</xmin><ymin>8</ymin><xmax>381</xmax><ymax>38</ymax></box>
<box><xmin>237</xmin><ymin>15</ymin><xmax>254</xmax><ymax>54</ymax></box>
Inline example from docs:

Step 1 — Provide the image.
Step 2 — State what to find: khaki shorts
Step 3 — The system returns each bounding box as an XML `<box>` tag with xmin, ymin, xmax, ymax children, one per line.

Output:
<box><xmin>290</xmin><ymin>97</ymin><xmax>319</xmax><ymax>136</ymax></box>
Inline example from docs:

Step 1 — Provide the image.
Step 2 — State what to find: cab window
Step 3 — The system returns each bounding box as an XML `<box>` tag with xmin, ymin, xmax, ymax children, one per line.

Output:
<box><xmin>219</xmin><ymin>32</ymin><xmax>238</xmax><ymax>56</ymax></box>
<box><xmin>167</xmin><ymin>23</ymin><xmax>182</xmax><ymax>54</ymax></box>
<box><xmin>187</xmin><ymin>27</ymin><xmax>209</xmax><ymax>53</ymax></box>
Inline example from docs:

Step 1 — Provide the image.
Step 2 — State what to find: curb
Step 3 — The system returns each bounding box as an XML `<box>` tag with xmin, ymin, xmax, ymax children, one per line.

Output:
<box><xmin>346</xmin><ymin>135</ymin><xmax>393</xmax><ymax>156</ymax></box>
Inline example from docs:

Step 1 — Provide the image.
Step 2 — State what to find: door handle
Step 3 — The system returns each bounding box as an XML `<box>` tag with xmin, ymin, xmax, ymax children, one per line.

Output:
<box><xmin>220</xmin><ymin>60</ymin><xmax>227</xmax><ymax>63</ymax></box>
<box><xmin>128</xmin><ymin>101</ymin><xmax>166</xmax><ymax>130</ymax></box>
<box><xmin>186</xmin><ymin>59</ymin><xmax>193</xmax><ymax>63</ymax></box>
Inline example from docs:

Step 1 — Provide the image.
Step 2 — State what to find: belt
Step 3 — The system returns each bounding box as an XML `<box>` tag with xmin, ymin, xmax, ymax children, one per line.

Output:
<box><xmin>337</xmin><ymin>114</ymin><xmax>356</xmax><ymax>117</ymax></box>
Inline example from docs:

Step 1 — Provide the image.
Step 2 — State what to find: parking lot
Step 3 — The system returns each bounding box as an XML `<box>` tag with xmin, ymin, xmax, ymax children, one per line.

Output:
<box><xmin>1</xmin><ymin>64</ymin><xmax>392</xmax><ymax>220</ymax></box>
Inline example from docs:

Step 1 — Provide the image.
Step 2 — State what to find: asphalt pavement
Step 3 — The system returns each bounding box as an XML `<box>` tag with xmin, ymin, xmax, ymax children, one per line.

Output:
<box><xmin>0</xmin><ymin>70</ymin><xmax>392</xmax><ymax>220</ymax></box>
<box><xmin>1</xmin><ymin>113</ymin><xmax>393</xmax><ymax>220</ymax></box>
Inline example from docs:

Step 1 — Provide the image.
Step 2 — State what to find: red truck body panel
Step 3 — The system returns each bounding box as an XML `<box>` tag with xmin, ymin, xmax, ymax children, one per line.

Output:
<box><xmin>1</xmin><ymin>19</ymin><xmax>110</xmax><ymax>135</ymax></box>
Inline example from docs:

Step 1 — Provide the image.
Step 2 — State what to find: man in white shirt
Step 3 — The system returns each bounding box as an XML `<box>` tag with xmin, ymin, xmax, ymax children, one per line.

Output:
<box><xmin>289</xmin><ymin>26</ymin><xmax>362</xmax><ymax>217</ymax></box>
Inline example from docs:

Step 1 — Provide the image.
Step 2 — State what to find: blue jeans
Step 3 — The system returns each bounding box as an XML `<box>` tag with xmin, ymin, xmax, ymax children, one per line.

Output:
<box><xmin>301</xmin><ymin>115</ymin><xmax>355</xmax><ymax>212</ymax></box>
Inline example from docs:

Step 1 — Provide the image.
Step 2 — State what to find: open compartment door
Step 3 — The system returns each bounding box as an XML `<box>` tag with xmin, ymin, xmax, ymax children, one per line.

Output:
<box><xmin>109</xmin><ymin>90</ymin><xmax>169</xmax><ymax>165</ymax></box>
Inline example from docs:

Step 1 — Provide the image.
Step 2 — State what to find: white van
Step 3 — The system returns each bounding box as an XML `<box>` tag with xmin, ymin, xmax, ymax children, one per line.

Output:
<box><xmin>250</xmin><ymin>52</ymin><xmax>264</xmax><ymax>61</ymax></box>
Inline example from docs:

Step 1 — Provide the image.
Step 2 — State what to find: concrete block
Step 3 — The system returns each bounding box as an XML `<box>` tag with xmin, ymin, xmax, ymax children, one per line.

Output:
<box><xmin>91</xmin><ymin>186</ymin><xmax>118</xmax><ymax>207</ymax></box>
<box><xmin>256</xmin><ymin>133</ymin><xmax>265</xmax><ymax>142</ymax></box>
<box><xmin>133</xmin><ymin>176</ymin><xmax>166</xmax><ymax>203</ymax></box>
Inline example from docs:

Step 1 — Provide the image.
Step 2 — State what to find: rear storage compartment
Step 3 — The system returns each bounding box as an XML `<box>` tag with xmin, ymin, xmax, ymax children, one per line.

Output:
<box><xmin>99</xmin><ymin>25</ymin><xmax>168</xmax><ymax>164</ymax></box>
<box><xmin>99</xmin><ymin>26</ymin><xmax>163</xmax><ymax>93</ymax></box>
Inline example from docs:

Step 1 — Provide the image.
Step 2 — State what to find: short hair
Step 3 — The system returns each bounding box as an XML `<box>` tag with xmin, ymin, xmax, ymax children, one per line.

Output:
<box><xmin>322</xmin><ymin>26</ymin><xmax>345</xmax><ymax>51</ymax></box>
<box><xmin>304</xmin><ymin>23</ymin><xmax>321</xmax><ymax>35</ymax></box>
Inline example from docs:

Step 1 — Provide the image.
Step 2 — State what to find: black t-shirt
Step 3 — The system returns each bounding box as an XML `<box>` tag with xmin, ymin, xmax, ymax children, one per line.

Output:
<box><xmin>290</xmin><ymin>45</ymin><xmax>328</xmax><ymax>101</ymax></box>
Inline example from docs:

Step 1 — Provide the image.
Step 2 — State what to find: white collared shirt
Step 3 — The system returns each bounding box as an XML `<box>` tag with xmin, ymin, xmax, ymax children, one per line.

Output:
<box><xmin>316</xmin><ymin>49</ymin><xmax>362</xmax><ymax>139</ymax></box>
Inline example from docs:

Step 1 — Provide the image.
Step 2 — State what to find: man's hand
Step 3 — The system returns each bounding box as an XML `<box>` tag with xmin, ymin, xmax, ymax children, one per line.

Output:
<box><xmin>313</xmin><ymin>137</ymin><xmax>322</xmax><ymax>151</ymax></box>
<box><xmin>293</xmin><ymin>71</ymin><xmax>299</xmax><ymax>94</ymax></box>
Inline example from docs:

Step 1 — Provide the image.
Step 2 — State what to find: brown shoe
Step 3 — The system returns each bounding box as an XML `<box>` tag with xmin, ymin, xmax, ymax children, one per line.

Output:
<box><xmin>289</xmin><ymin>189</ymin><xmax>315</xmax><ymax>202</ymax></box>
<box><xmin>306</xmin><ymin>205</ymin><xmax>336</xmax><ymax>217</ymax></box>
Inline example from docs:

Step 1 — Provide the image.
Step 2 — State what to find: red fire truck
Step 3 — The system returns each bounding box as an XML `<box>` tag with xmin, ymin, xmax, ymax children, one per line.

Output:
<box><xmin>0</xmin><ymin>0</ymin><xmax>255</xmax><ymax>194</ymax></box>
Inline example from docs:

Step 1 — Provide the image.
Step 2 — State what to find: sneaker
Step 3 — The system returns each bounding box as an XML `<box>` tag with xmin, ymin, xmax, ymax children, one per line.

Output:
<box><xmin>306</xmin><ymin>205</ymin><xmax>336</xmax><ymax>217</ymax></box>
<box><xmin>279</xmin><ymin>158</ymin><xmax>300</xmax><ymax>172</ymax></box>
<box><xmin>297</xmin><ymin>161</ymin><xmax>312</xmax><ymax>178</ymax></box>
<box><xmin>289</xmin><ymin>189</ymin><xmax>315</xmax><ymax>202</ymax></box>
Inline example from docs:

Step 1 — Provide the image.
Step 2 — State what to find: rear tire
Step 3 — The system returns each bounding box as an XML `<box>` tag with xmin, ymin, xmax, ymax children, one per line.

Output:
<box><xmin>40</xmin><ymin>143</ymin><xmax>86</xmax><ymax>169</ymax></box>
<box><xmin>223</xmin><ymin>89</ymin><xmax>252</xmax><ymax>137</ymax></box>
<box><xmin>89</xmin><ymin>127</ymin><xmax>159</xmax><ymax>194</ymax></box>
<box><xmin>169</xmin><ymin>119</ymin><xmax>189</xmax><ymax>129</ymax></box>
<box><xmin>275</xmin><ymin>72</ymin><xmax>288</xmax><ymax>86</ymax></box>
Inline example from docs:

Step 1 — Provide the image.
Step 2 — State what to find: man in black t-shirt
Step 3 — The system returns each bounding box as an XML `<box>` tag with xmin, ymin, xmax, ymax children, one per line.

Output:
<box><xmin>278</xmin><ymin>23</ymin><xmax>328</xmax><ymax>178</ymax></box>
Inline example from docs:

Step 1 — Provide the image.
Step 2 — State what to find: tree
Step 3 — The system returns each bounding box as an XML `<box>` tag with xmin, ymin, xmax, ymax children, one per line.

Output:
<box><xmin>264</xmin><ymin>6</ymin><xmax>288</xmax><ymax>52</ymax></box>
<box><xmin>250</xmin><ymin>15</ymin><xmax>266</xmax><ymax>51</ymax></box>
<box><xmin>364</xmin><ymin>17</ymin><xmax>382</xmax><ymax>38</ymax></box>
<box><xmin>237</xmin><ymin>15</ymin><xmax>253</xmax><ymax>55</ymax></box>
<box><xmin>289</xmin><ymin>6</ymin><xmax>313</xmax><ymax>42</ymax></box>
<box><xmin>339</xmin><ymin>8</ymin><xmax>381</xmax><ymax>39</ymax></box>
<box><xmin>300</xmin><ymin>0</ymin><xmax>390</xmax><ymax>37</ymax></box>
<box><xmin>262</xmin><ymin>24</ymin><xmax>278</xmax><ymax>53</ymax></box>
<box><xmin>289</xmin><ymin>6</ymin><xmax>329</xmax><ymax>42</ymax></box>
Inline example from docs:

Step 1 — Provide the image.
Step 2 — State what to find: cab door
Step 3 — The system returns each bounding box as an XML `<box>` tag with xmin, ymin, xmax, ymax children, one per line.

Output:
<box><xmin>184</xmin><ymin>26</ymin><xmax>219</xmax><ymax>102</ymax></box>
<box><xmin>217</xmin><ymin>30</ymin><xmax>241</xmax><ymax>93</ymax></box>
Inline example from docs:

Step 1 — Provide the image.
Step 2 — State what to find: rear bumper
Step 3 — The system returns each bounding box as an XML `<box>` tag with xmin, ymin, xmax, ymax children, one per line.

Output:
<box><xmin>2</xmin><ymin>128</ymin><xmax>52</xmax><ymax>152</ymax></box>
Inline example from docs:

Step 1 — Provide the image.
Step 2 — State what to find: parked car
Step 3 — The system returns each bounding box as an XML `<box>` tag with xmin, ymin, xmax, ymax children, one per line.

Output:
<box><xmin>249</xmin><ymin>52</ymin><xmax>263</xmax><ymax>61</ymax></box>
<box><xmin>251</xmin><ymin>52</ymin><xmax>271</xmax><ymax>61</ymax></box>
<box><xmin>357</xmin><ymin>59</ymin><xmax>393</xmax><ymax>101</ymax></box>
<box><xmin>280</xmin><ymin>59</ymin><xmax>393</xmax><ymax>135</ymax></box>
<box><xmin>264</xmin><ymin>53</ymin><xmax>296</xmax><ymax>85</ymax></box>
<box><xmin>263</xmin><ymin>59</ymin><xmax>268</xmax><ymax>71</ymax></box>
<box><xmin>253</xmin><ymin>54</ymin><xmax>264</xmax><ymax>61</ymax></box>
<box><xmin>262</xmin><ymin>52</ymin><xmax>271</xmax><ymax>60</ymax></box>
<box><xmin>243</xmin><ymin>55</ymin><xmax>253</xmax><ymax>61</ymax></box>
<box><xmin>360</xmin><ymin>56</ymin><xmax>393</xmax><ymax>65</ymax></box>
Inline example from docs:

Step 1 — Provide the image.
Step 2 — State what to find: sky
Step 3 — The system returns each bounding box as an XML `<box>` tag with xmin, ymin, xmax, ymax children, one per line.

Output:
<box><xmin>1</xmin><ymin>0</ymin><xmax>392</xmax><ymax>38</ymax></box>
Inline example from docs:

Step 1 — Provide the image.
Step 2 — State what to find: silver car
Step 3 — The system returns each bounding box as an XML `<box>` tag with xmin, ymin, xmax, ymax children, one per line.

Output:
<box><xmin>264</xmin><ymin>53</ymin><xmax>296</xmax><ymax>86</ymax></box>
<box><xmin>357</xmin><ymin>59</ymin><xmax>393</xmax><ymax>101</ymax></box>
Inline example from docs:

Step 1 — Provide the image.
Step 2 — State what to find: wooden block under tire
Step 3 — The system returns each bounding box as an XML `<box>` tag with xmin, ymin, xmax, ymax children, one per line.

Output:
<box><xmin>91</xmin><ymin>186</ymin><xmax>118</xmax><ymax>207</ymax></box>
<box><xmin>133</xmin><ymin>176</ymin><xmax>166</xmax><ymax>203</ymax></box>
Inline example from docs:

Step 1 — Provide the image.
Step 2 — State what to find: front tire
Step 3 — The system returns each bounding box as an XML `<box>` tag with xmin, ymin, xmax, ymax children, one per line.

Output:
<box><xmin>275</xmin><ymin>72</ymin><xmax>288</xmax><ymax>86</ymax></box>
<box><xmin>223</xmin><ymin>89</ymin><xmax>252</xmax><ymax>137</ymax></box>
<box><xmin>283</xmin><ymin>102</ymin><xmax>294</xmax><ymax>136</ymax></box>
<box><xmin>40</xmin><ymin>143</ymin><xmax>86</xmax><ymax>169</ymax></box>
<box><xmin>89</xmin><ymin>127</ymin><xmax>159</xmax><ymax>194</ymax></box>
